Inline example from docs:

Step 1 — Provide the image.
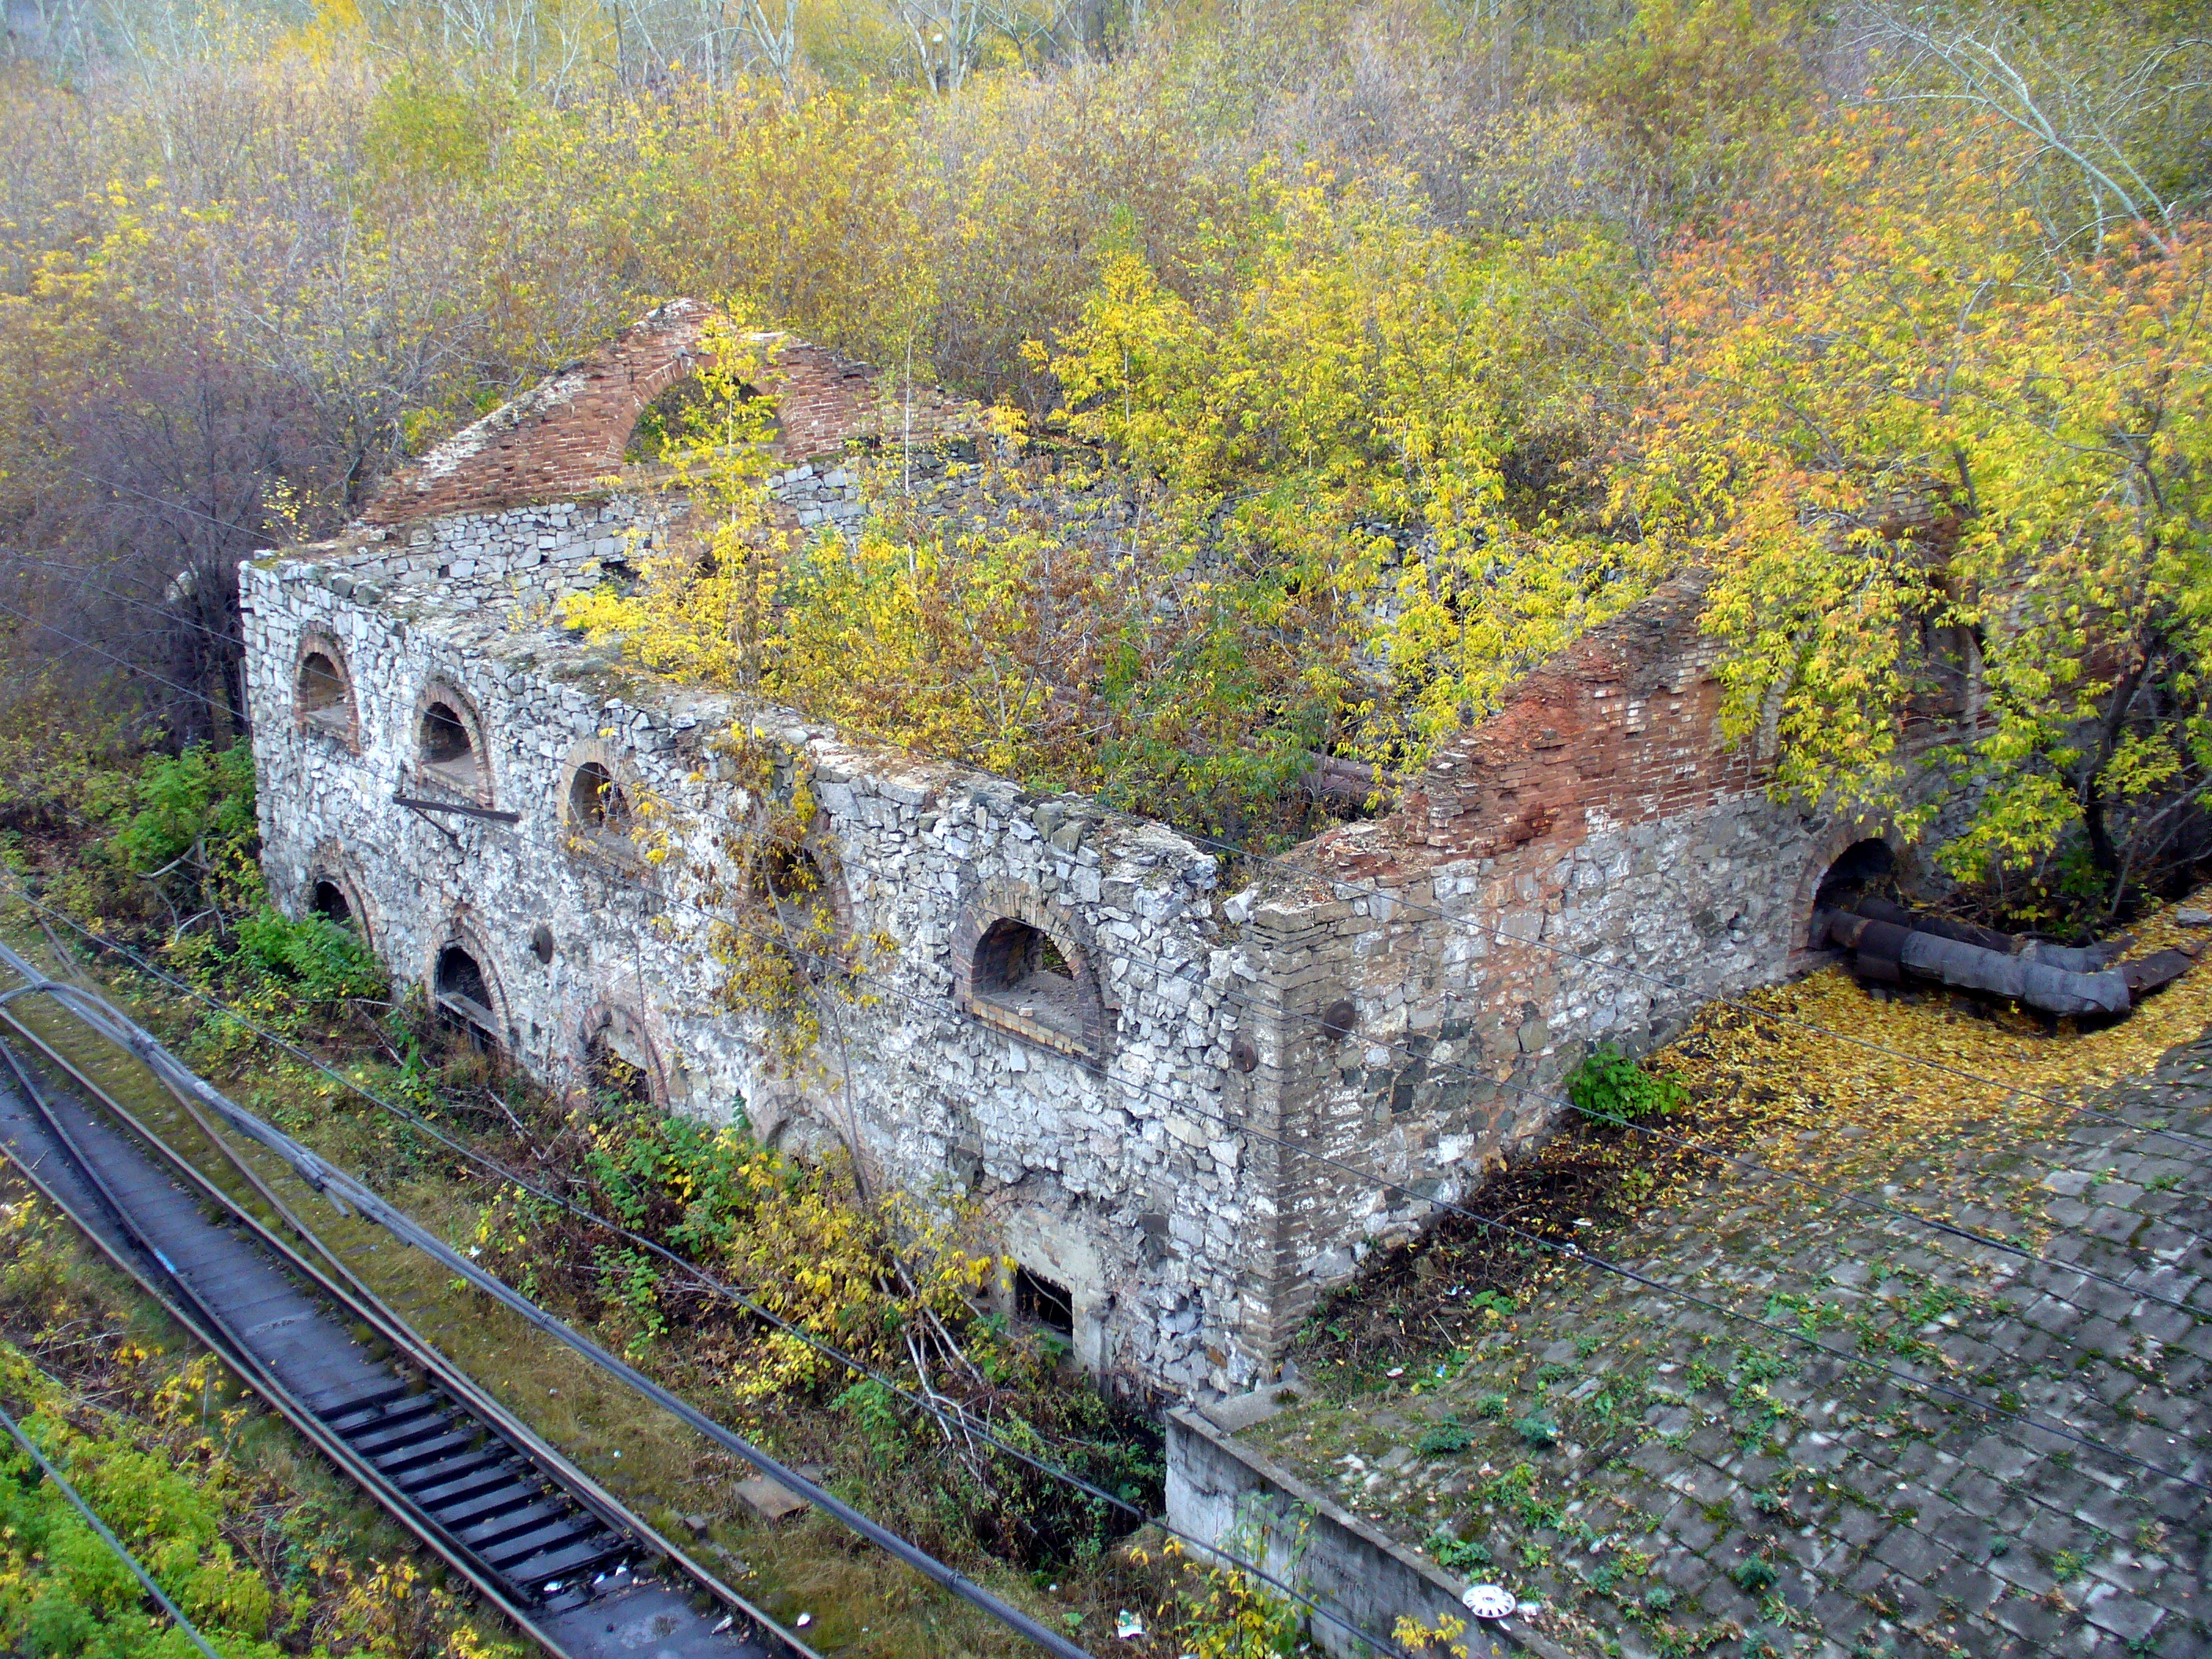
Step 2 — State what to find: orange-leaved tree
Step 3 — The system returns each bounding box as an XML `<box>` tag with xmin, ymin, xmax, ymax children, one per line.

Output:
<box><xmin>1628</xmin><ymin>113</ymin><xmax>2212</xmax><ymax>921</ymax></box>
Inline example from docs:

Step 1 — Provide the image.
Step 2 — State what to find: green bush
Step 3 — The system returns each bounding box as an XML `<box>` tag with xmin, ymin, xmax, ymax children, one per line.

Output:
<box><xmin>1429</xmin><ymin>1532</ymin><xmax>1492</xmax><ymax>1572</ymax></box>
<box><xmin>1513</xmin><ymin>1413</ymin><xmax>1560</xmax><ymax>1448</ymax></box>
<box><xmin>1565</xmin><ymin>1045</ymin><xmax>1687</xmax><ymax>1128</ymax></box>
<box><xmin>1730</xmin><ymin>1557</ymin><xmax>1778</xmax><ymax>1594</ymax></box>
<box><xmin>234</xmin><ymin>910</ymin><xmax>386</xmax><ymax>1003</ymax></box>
<box><xmin>1415</xmin><ymin>1417</ymin><xmax>1470</xmax><ymax>1456</ymax></box>
<box><xmin>112</xmin><ymin>745</ymin><xmax>257</xmax><ymax>877</ymax></box>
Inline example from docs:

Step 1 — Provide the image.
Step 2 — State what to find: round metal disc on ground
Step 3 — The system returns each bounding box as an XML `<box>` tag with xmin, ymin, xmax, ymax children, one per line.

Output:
<box><xmin>1462</xmin><ymin>1585</ymin><xmax>1514</xmax><ymax>1620</ymax></box>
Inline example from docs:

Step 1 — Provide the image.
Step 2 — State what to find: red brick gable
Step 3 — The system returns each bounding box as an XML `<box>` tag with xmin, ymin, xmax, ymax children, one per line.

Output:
<box><xmin>361</xmin><ymin>301</ymin><xmax>979</xmax><ymax>526</ymax></box>
<box><xmin>1310</xmin><ymin>571</ymin><xmax>1766</xmax><ymax>877</ymax></box>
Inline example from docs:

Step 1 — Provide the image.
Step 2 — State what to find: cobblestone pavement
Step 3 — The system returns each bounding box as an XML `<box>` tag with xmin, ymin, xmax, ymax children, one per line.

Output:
<box><xmin>1240</xmin><ymin>1021</ymin><xmax>2212</xmax><ymax>1659</ymax></box>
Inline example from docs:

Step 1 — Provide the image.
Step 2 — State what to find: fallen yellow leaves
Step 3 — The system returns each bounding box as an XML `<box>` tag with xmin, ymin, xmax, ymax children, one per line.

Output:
<box><xmin>1656</xmin><ymin>885</ymin><xmax>2212</xmax><ymax>1190</ymax></box>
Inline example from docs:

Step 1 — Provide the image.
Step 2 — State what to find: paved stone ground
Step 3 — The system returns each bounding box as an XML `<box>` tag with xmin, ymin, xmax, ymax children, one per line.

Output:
<box><xmin>1240</xmin><ymin>1025</ymin><xmax>2212</xmax><ymax>1659</ymax></box>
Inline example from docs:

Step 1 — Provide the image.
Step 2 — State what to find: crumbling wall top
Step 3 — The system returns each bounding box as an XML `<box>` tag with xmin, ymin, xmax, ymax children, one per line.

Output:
<box><xmin>361</xmin><ymin>300</ymin><xmax>980</xmax><ymax>526</ymax></box>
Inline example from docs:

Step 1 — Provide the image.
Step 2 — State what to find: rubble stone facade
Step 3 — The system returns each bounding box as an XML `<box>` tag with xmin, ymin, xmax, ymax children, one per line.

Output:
<box><xmin>243</xmin><ymin>304</ymin><xmax>1904</xmax><ymax>1397</ymax></box>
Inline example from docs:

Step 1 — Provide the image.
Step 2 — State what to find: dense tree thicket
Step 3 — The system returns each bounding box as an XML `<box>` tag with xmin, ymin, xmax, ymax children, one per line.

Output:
<box><xmin>2</xmin><ymin>0</ymin><xmax>2207</xmax><ymax>921</ymax></box>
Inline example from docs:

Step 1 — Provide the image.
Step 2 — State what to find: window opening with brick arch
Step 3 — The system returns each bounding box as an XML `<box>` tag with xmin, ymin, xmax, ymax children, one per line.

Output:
<box><xmin>752</xmin><ymin>841</ymin><xmax>844</xmax><ymax>964</ymax></box>
<box><xmin>1013</xmin><ymin>1265</ymin><xmax>1075</xmax><ymax>1339</ymax></box>
<box><xmin>309</xmin><ymin>879</ymin><xmax>356</xmax><ymax>932</ymax></box>
<box><xmin>970</xmin><ymin>917</ymin><xmax>1091</xmax><ymax>1049</ymax></box>
<box><xmin>419</xmin><ymin>699</ymin><xmax>485</xmax><ymax>795</ymax></box>
<box><xmin>583</xmin><ymin>1015</ymin><xmax>656</xmax><ymax>1108</ymax></box>
<box><xmin>623</xmin><ymin>369</ymin><xmax>772</xmax><ymax>464</ymax></box>
<box><xmin>569</xmin><ymin>760</ymin><xmax>629</xmax><ymax>835</ymax></box>
<box><xmin>296</xmin><ymin>650</ymin><xmax>353</xmax><ymax>736</ymax></box>
<box><xmin>435</xmin><ymin>944</ymin><xmax>500</xmax><ymax>1053</ymax></box>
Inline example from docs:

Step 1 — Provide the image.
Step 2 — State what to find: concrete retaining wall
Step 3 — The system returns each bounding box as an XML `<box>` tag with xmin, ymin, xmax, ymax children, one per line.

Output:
<box><xmin>1166</xmin><ymin>1404</ymin><xmax>1558</xmax><ymax>1659</ymax></box>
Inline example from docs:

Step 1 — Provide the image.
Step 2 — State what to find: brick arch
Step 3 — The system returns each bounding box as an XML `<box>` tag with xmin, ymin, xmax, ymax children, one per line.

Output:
<box><xmin>293</xmin><ymin>628</ymin><xmax>360</xmax><ymax>750</ymax></box>
<box><xmin>363</xmin><ymin>300</ymin><xmax>723</xmax><ymax>525</ymax></box>
<box><xmin>952</xmin><ymin>878</ymin><xmax>1112</xmax><ymax>1063</ymax></box>
<box><xmin>427</xmin><ymin>917</ymin><xmax>513</xmax><ymax>1052</ymax></box>
<box><xmin>302</xmin><ymin>843</ymin><xmax>379</xmax><ymax>953</ymax></box>
<box><xmin>1790</xmin><ymin>817</ymin><xmax>1906</xmax><ymax>966</ymax></box>
<box><xmin>411</xmin><ymin>678</ymin><xmax>495</xmax><ymax>808</ymax></box>
<box><xmin>577</xmin><ymin>996</ymin><xmax>672</xmax><ymax>1109</ymax></box>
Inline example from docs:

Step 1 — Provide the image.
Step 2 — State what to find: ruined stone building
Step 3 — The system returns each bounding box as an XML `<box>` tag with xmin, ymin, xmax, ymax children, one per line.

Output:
<box><xmin>242</xmin><ymin>302</ymin><xmax>1903</xmax><ymax>1398</ymax></box>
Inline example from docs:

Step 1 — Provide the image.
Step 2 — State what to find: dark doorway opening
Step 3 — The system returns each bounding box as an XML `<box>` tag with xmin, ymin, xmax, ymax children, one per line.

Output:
<box><xmin>310</xmin><ymin>879</ymin><xmax>354</xmax><ymax>930</ymax></box>
<box><xmin>584</xmin><ymin>1020</ymin><xmax>654</xmax><ymax>1108</ymax></box>
<box><xmin>435</xmin><ymin>944</ymin><xmax>499</xmax><ymax>1051</ymax></box>
<box><xmin>1814</xmin><ymin>844</ymin><xmax>1902</xmax><ymax>947</ymax></box>
<box><xmin>1815</xmin><ymin>838</ymin><xmax>1897</xmax><ymax>921</ymax></box>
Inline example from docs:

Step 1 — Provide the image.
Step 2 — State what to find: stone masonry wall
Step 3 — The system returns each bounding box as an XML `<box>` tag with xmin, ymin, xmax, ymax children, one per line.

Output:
<box><xmin>244</xmin><ymin>516</ymin><xmax>1291</xmax><ymax>1396</ymax></box>
<box><xmin>244</xmin><ymin>305</ymin><xmax>1940</xmax><ymax>1397</ymax></box>
<box><xmin>1219</xmin><ymin>573</ymin><xmax>1914</xmax><ymax>1349</ymax></box>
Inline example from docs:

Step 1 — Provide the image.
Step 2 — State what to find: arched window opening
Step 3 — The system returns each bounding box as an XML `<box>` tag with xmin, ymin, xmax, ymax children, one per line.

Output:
<box><xmin>753</xmin><ymin>843</ymin><xmax>842</xmax><ymax>962</ymax></box>
<box><xmin>623</xmin><ymin>374</ymin><xmax>715</xmax><ymax>463</ymax></box>
<box><xmin>419</xmin><ymin>700</ymin><xmax>485</xmax><ymax>795</ymax></box>
<box><xmin>569</xmin><ymin>760</ymin><xmax>628</xmax><ymax>834</ymax></box>
<box><xmin>584</xmin><ymin>1020</ymin><xmax>655</xmax><ymax>1109</ymax></box>
<box><xmin>422</xmin><ymin>702</ymin><xmax>471</xmax><ymax>764</ymax></box>
<box><xmin>971</xmin><ymin>917</ymin><xmax>1087</xmax><ymax>1046</ymax></box>
<box><xmin>310</xmin><ymin>880</ymin><xmax>355</xmax><ymax>931</ymax></box>
<box><xmin>435</xmin><ymin>944</ymin><xmax>500</xmax><ymax>1052</ymax></box>
<box><xmin>297</xmin><ymin>651</ymin><xmax>352</xmax><ymax>734</ymax></box>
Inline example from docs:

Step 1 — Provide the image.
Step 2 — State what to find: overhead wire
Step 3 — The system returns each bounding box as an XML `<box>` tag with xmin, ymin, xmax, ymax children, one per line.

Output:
<box><xmin>0</xmin><ymin>898</ymin><xmax>2105</xmax><ymax>1659</ymax></box>
<box><xmin>0</xmin><ymin>596</ymin><xmax>235</xmax><ymax>718</ymax></box>
<box><xmin>16</xmin><ymin>879</ymin><xmax>2207</xmax><ymax>1507</ymax></box>
<box><xmin>1</xmin><ymin>591</ymin><xmax>2181</xmax><ymax>1655</ymax></box>
<box><xmin>0</xmin><ymin>893</ymin><xmax>2129</xmax><ymax>1659</ymax></box>
<box><xmin>679</xmin><ymin>822</ymin><xmax>2212</xmax><ymax>1313</ymax></box>
<box><xmin>0</xmin><ymin>549</ymin><xmax>244</xmax><ymax>651</ymax></box>
<box><xmin>17</xmin><ymin>610</ymin><xmax>2207</xmax><ymax>1439</ymax></box>
<box><xmin>0</xmin><ymin>893</ymin><xmax>1415</xmax><ymax>1659</ymax></box>
<box><xmin>0</xmin><ymin>934</ymin><xmax>1104</xmax><ymax>1659</ymax></box>
<box><xmin>0</xmin><ymin>1392</ymin><xmax>224</xmax><ymax>1659</ymax></box>
<box><xmin>1171</xmin><ymin>819</ymin><xmax>2212</xmax><ymax>1157</ymax></box>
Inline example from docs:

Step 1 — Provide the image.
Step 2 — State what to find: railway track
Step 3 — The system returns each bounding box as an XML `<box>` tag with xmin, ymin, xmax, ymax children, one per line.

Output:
<box><xmin>0</xmin><ymin>969</ymin><xmax>817</xmax><ymax>1659</ymax></box>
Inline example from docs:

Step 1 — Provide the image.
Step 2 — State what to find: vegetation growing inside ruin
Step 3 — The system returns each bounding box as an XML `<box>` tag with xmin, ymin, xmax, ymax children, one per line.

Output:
<box><xmin>0</xmin><ymin>0</ymin><xmax>2206</xmax><ymax>915</ymax></box>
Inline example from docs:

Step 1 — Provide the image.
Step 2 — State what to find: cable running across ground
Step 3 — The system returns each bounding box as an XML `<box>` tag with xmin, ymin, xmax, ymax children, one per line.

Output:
<box><xmin>15</xmin><ymin>882</ymin><xmax>2205</xmax><ymax>1504</ymax></box>
<box><xmin>0</xmin><ymin>895</ymin><xmax>2126</xmax><ymax>1659</ymax></box>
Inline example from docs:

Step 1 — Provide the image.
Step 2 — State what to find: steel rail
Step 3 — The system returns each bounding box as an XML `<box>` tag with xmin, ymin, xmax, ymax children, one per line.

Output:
<box><xmin>0</xmin><ymin>991</ymin><xmax>815</xmax><ymax>1659</ymax></box>
<box><xmin>0</xmin><ymin>943</ymin><xmax>1101</xmax><ymax>1659</ymax></box>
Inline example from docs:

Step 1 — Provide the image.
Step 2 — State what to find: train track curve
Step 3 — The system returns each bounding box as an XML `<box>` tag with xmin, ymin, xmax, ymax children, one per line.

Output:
<box><xmin>0</xmin><ymin>963</ymin><xmax>817</xmax><ymax>1659</ymax></box>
